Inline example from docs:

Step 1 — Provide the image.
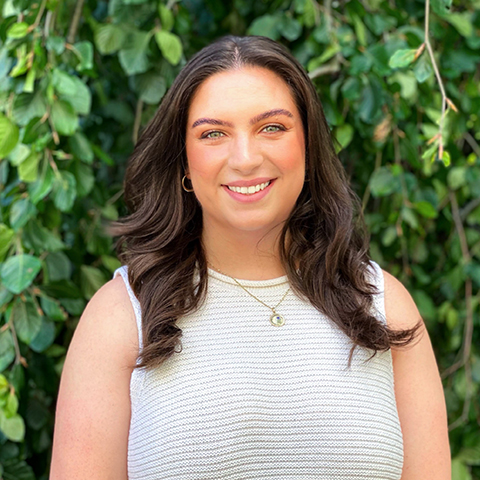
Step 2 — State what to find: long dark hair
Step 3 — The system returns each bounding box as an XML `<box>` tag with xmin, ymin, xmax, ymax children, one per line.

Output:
<box><xmin>111</xmin><ymin>35</ymin><xmax>422</xmax><ymax>370</ymax></box>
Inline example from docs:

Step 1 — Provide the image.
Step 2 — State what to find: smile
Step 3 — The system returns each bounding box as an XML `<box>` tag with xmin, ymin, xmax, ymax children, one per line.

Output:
<box><xmin>226</xmin><ymin>181</ymin><xmax>271</xmax><ymax>195</ymax></box>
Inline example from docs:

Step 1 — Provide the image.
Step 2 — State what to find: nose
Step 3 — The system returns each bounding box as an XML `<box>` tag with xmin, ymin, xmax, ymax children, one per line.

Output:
<box><xmin>227</xmin><ymin>134</ymin><xmax>264</xmax><ymax>175</ymax></box>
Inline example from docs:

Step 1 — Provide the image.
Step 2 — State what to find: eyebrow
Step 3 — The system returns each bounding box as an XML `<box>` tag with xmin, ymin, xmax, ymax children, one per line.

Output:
<box><xmin>191</xmin><ymin>108</ymin><xmax>293</xmax><ymax>129</ymax></box>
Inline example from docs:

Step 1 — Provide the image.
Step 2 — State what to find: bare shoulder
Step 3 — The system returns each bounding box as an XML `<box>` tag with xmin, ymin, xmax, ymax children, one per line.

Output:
<box><xmin>50</xmin><ymin>274</ymin><xmax>139</xmax><ymax>480</ymax></box>
<box><xmin>380</xmin><ymin>268</ymin><xmax>451</xmax><ymax>480</ymax></box>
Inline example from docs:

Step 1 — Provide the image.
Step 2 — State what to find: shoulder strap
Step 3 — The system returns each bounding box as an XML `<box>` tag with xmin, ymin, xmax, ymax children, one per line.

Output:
<box><xmin>113</xmin><ymin>265</ymin><xmax>143</xmax><ymax>352</ymax></box>
<box><xmin>367</xmin><ymin>260</ymin><xmax>387</xmax><ymax>326</ymax></box>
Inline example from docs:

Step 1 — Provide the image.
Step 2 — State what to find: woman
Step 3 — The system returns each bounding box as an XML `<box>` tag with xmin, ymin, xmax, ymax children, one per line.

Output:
<box><xmin>50</xmin><ymin>36</ymin><xmax>450</xmax><ymax>479</ymax></box>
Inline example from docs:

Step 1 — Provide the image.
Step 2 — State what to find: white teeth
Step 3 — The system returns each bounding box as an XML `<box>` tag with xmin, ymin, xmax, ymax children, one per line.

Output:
<box><xmin>227</xmin><ymin>181</ymin><xmax>271</xmax><ymax>195</ymax></box>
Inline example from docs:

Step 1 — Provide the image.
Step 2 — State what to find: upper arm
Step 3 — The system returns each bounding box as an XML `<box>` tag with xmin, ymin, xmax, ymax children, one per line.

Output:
<box><xmin>382</xmin><ymin>269</ymin><xmax>451</xmax><ymax>480</ymax></box>
<box><xmin>50</xmin><ymin>275</ymin><xmax>139</xmax><ymax>480</ymax></box>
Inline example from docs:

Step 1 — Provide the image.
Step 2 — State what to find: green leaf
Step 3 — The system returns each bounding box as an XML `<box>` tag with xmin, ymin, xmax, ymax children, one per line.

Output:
<box><xmin>0</xmin><ymin>411</ymin><xmax>25</xmax><ymax>442</ymax></box>
<box><xmin>45</xmin><ymin>251</ymin><xmax>71</xmax><ymax>282</ymax></box>
<box><xmin>352</xmin><ymin>14</ymin><xmax>367</xmax><ymax>47</ymax></box>
<box><xmin>6</xmin><ymin>22</ymin><xmax>29</xmax><ymax>39</ymax></box>
<box><xmin>247</xmin><ymin>15</ymin><xmax>280</xmax><ymax>40</ymax></box>
<box><xmin>0</xmin><ymin>224</ymin><xmax>15</xmax><ymax>262</ymax></box>
<box><xmin>51</xmin><ymin>100</ymin><xmax>79</xmax><ymax>136</ymax></box>
<box><xmin>52</xmin><ymin>70</ymin><xmax>91</xmax><ymax>115</ymax></box>
<box><xmin>119</xmin><ymin>30</ymin><xmax>152</xmax><ymax>75</ymax></box>
<box><xmin>2</xmin><ymin>458</ymin><xmax>35</xmax><ymax>480</ymax></box>
<box><xmin>278</xmin><ymin>15</ymin><xmax>302</xmax><ymax>41</ymax></box>
<box><xmin>18</xmin><ymin>150</ymin><xmax>40</xmax><ymax>183</ymax></box>
<box><xmin>12</xmin><ymin>93</ymin><xmax>47</xmax><ymax>126</ymax></box>
<box><xmin>158</xmin><ymin>4</ymin><xmax>175</xmax><ymax>31</ymax></box>
<box><xmin>101</xmin><ymin>255</ymin><xmax>122</xmax><ymax>273</ymax></box>
<box><xmin>401</xmin><ymin>206</ymin><xmax>419</xmax><ymax>230</ymax></box>
<box><xmin>431</xmin><ymin>0</ymin><xmax>452</xmax><ymax>16</ymax></box>
<box><xmin>73</xmin><ymin>161</ymin><xmax>95</xmax><ymax>197</ymax></box>
<box><xmin>369</xmin><ymin>167</ymin><xmax>399</xmax><ymax>197</ymax></box>
<box><xmin>91</xmin><ymin>144</ymin><xmax>114</xmax><ymax>166</ymax></box>
<box><xmin>22</xmin><ymin>219</ymin><xmax>65</xmax><ymax>254</ymax></box>
<box><xmin>381</xmin><ymin>225</ymin><xmax>397</xmax><ymax>247</ymax></box>
<box><xmin>451</xmin><ymin>458</ymin><xmax>472</xmax><ymax>480</ymax></box>
<box><xmin>94</xmin><ymin>24</ymin><xmax>127</xmax><ymax>55</ymax></box>
<box><xmin>388</xmin><ymin>49</ymin><xmax>417</xmax><ymax>68</ymax></box>
<box><xmin>9</xmin><ymin>198</ymin><xmax>36</xmax><ymax>231</ymax></box>
<box><xmin>52</xmin><ymin>171</ymin><xmax>77</xmax><ymax>212</ymax></box>
<box><xmin>447</xmin><ymin>166</ymin><xmax>467</xmax><ymax>190</ymax></box>
<box><xmin>40</xmin><ymin>296</ymin><xmax>67</xmax><ymax>321</ymax></box>
<box><xmin>4</xmin><ymin>392</ymin><xmax>19</xmax><ymax>417</ymax></box>
<box><xmin>132</xmin><ymin>71</ymin><xmax>166</xmax><ymax>105</ymax></box>
<box><xmin>359</xmin><ymin>80</ymin><xmax>382</xmax><ymax>123</ymax></box>
<box><xmin>80</xmin><ymin>265</ymin><xmax>107</xmax><ymax>300</ymax></box>
<box><xmin>334</xmin><ymin>124</ymin><xmax>354</xmax><ymax>152</ymax></box>
<box><xmin>69</xmin><ymin>132</ymin><xmax>94</xmax><ymax>163</ymax></box>
<box><xmin>28</xmin><ymin>163</ymin><xmax>54</xmax><ymax>204</ymax></box>
<box><xmin>7</xmin><ymin>143</ymin><xmax>30</xmax><ymax>166</ymax></box>
<box><xmin>154</xmin><ymin>30</ymin><xmax>182</xmax><ymax>66</ymax></box>
<box><xmin>413</xmin><ymin>53</ymin><xmax>433</xmax><ymax>83</ymax></box>
<box><xmin>445</xmin><ymin>13</ymin><xmax>473</xmax><ymax>38</ymax></box>
<box><xmin>0</xmin><ymin>254</ymin><xmax>42</xmax><ymax>294</ymax></box>
<box><xmin>0</xmin><ymin>329</ymin><xmax>15</xmax><ymax>371</ymax></box>
<box><xmin>303</xmin><ymin>0</ymin><xmax>316</xmax><ymax>28</ymax></box>
<box><xmin>11</xmin><ymin>298</ymin><xmax>42</xmax><ymax>344</ymax></box>
<box><xmin>45</xmin><ymin>36</ymin><xmax>66</xmax><ymax>54</ymax></box>
<box><xmin>73</xmin><ymin>41</ymin><xmax>94</xmax><ymax>71</ymax></box>
<box><xmin>414</xmin><ymin>200</ymin><xmax>437</xmax><ymax>218</ymax></box>
<box><xmin>30</xmin><ymin>317</ymin><xmax>56</xmax><ymax>353</ymax></box>
<box><xmin>0</xmin><ymin>114</ymin><xmax>19</xmax><ymax>158</ymax></box>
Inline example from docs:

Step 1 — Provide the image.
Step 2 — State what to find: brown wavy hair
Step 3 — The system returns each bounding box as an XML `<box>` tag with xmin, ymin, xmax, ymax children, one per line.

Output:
<box><xmin>111</xmin><ymin>35</ymin><xmax>422</xmax><ymax>370</ymax></box>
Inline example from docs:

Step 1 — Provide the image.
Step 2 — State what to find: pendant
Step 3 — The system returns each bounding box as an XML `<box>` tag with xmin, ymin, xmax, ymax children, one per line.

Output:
<box><xmin>270</xmin><ymin>313</ymin><xmax>286</xmax><ymax>327</ymax></box>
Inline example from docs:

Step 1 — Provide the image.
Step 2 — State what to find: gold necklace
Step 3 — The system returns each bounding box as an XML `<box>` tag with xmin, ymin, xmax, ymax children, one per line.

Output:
<box><xmin>207</xmin><ymin>262</ymin><xmax>290</xmax><ymax>327</ymax></box>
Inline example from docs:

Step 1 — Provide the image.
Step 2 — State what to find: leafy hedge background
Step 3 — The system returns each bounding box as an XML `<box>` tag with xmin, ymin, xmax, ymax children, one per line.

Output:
<box><xmin>0</xmin><ymin>0</ymin><xmax>479</xmax><ymax>478</ymax></box>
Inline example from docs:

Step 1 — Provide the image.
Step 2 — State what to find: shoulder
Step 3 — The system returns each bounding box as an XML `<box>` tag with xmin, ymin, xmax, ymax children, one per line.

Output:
<box><xmin>71</xmin><ymin>274</ymin><xmax>139</xmax><ymax>369</ymax></box>
<box><xmin>50</xmin><ymin>275</ymin><xmax>138</xmax><ymax>479</ymax></box>
<box><xmin>381</xmin><ymin>268</ymin><xmax>425</xmax><ymax>333</ymax></box>
<box><xmin>378</xmin><ymin>267</ymin><xmax>451</xmax><ymax>479</ymax></box>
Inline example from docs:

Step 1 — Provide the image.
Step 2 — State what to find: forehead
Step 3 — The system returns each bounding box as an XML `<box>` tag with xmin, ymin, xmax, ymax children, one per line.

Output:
<box><xmin>187</xmin><ymin>66</ymin><xmax>298</xmax><ymax>119</ymax></box>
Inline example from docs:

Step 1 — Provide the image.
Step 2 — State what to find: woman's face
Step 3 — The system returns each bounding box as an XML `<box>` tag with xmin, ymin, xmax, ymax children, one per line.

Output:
<box><xmin>185</xmin><ymin>66</ymin><xmax>306</xmax><ymax>236</ymax></box>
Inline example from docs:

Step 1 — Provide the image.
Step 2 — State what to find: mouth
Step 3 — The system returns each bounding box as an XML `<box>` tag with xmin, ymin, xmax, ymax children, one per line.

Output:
<box><xmin>225</xmin><ymin>180</ymin><xmax>272</xmax><ymax>196</ymax></box>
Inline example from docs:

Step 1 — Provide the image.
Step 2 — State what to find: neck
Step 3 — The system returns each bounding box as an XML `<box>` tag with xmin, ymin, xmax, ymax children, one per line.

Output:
<box><xmin>202</xmin><ymin>222</ymin><xmax>287</xmax><ymax>281</ymax></box>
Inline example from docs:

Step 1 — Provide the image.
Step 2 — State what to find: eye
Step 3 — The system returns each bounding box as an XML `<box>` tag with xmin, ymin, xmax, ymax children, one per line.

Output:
<box><xmin>201</xmin><ymin>131</ymin><xmax>225</xmax><ymax>139</ymax></box>
<box><xmin>262</xmin><ymin>124</ymin><xmax>285</xmax><ymax>133</ymax></box>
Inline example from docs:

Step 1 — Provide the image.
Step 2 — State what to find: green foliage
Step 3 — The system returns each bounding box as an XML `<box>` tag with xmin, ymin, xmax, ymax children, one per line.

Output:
<box><xmin>0</xmin><ymin>0</ymin><xmax>479</xmax><ymax>478</ymax></box>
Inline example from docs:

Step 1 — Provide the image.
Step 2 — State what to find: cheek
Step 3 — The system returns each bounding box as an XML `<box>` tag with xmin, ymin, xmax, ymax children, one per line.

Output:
<box><xmin>186</xmin><ymin>142</ymin><xmax>224</xmax><ymax>179</ymax></box>
<box><xmin>275</xmin><ymin>133</ymin><xmax>306</xmax><ymax>176</ymax></box>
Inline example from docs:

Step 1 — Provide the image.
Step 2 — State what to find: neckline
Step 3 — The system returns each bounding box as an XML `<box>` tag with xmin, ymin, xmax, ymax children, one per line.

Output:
<box><xmin>207</xmin><ymin>267</ymin><xmax>289</xmax><ymax>288</ymax></box>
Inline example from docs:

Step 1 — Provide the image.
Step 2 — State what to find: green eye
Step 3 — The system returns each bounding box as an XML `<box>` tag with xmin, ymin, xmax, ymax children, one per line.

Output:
<box><xmin>205</xmin><ymin>131</ymin><xmax>224</xmax><ymax>138</ymax></box>
<box><xmin>264</xmin><ymin>125</ymin><xmax>281</xmax><ymax>133</ymax></box>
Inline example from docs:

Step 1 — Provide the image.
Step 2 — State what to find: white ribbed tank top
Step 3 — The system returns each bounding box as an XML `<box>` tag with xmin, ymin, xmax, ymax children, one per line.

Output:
<box><xmin>113</xmin><ymin>260</ymin><xmax>403</xmax><ymax>480</ymax></box>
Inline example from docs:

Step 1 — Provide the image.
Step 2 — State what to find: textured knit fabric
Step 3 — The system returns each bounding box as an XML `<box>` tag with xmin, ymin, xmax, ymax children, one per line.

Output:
<box><xmin>113</xmin><ymin>260</ymin><xmax>403</xmax><ymax>480</ymax></box>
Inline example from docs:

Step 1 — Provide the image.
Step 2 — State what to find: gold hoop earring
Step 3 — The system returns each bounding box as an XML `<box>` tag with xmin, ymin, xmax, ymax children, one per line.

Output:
<box><xmin>182</xmin><ymin>175</ymin><xmax>194</xmax><ymax>192</ymax></box>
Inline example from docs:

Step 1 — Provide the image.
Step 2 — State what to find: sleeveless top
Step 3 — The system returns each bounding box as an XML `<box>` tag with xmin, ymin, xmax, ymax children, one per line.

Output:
<box><xmin>113</xmin><ymin>260</ymin><xmax>403</xmax><ymax>480</ymax></box>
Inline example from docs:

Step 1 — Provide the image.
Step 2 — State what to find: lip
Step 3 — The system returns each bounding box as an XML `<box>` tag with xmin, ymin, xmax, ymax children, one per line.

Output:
<box><xmin>222</xmin><ymin>177</ymin><xmax>274</xmax><ymax>188</ymax></box>
<box><xmin>222</xmin><ymin>179</ymin><xmax>275</xmax><ymax>203</ymax></box>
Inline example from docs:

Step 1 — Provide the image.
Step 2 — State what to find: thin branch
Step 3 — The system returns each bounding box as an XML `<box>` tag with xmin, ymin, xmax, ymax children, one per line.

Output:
<box><xmin>31</xmin><ymin>0</ymin><xmax>47</xmax><ymax>31</ymax></box>
<box><xmin>448</xmin><ymin>358</ymin><xmax>473</xmax><ymax>431</ymax></box>
<box><xmin>67</xmin><ymin>0</ymin><xmax>86</xmax><ymax>44</ymax></box>
<box><xmin>7</xmin><ymin>310</ymin><xmax>28</xmax><ymax>368</ymax></box>
<box><xmin>441</xmin><ymin>191</ymin><xmax>473</xmax><ymax>380</ymax></box>
<box><xmin>132</xmin><ymin>98</ymin><xmax>144</xmax><ymax>144</ymax></box>
<box><xmin>424</xmin><ymin>0</ymin><xmax>456</xmax><ymax>160</ymax></box>
<box><xmin>464</xmin><ymin>132</ymin><xmax>480</xmax><ymax>158</ymax></box>
<box><xmin>460</xmin><ymin>196</ymin><xmax>480</xmax><ymax>221</ymax></box>
<box><xmin>362</xmin><ymin>150</ymin><xmax>382</xmax><ymax>211</ymax></box>
<box><xmin>308</xmin><ymin>59</ymin><xmax>341</xmax><ymax>79</ymax></box>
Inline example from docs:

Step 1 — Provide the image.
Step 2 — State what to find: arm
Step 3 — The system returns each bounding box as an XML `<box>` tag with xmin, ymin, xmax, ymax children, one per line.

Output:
<box><xmin>50</xmin><ymin>275</ymin><xmax>139</xmax><ymax>480</ymax></box>
<box><xmin>383</xmin><ymin>269</ymin><xmax>451</xmax><ymax>480</ymax></box>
